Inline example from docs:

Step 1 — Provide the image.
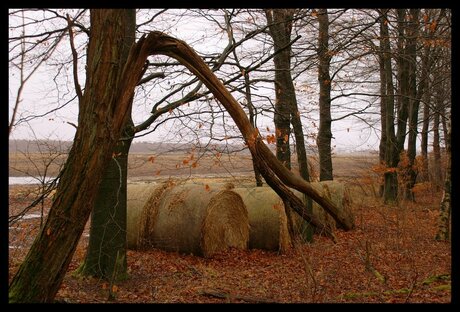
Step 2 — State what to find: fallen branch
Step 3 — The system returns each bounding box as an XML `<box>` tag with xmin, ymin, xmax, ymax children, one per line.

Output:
<box><xmin>198</xmin><ymin>289</ymin><xmax>280</xmax><ymax>303</ymax></box>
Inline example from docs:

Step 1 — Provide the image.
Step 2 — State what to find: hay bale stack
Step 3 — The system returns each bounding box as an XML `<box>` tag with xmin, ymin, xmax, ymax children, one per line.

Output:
<box><xmin>233</xmin><ymin>187</ymin><xmax>291</xmax><ymax>253</ymax></box>
<box><xmin>127</xmin><ymin>183</ymin><xmax>249</xmax><ymax>257</ymax></box>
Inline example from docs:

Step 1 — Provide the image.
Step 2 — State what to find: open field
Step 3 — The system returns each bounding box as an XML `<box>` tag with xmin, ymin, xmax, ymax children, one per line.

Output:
<box><xmin>9</xmin><ymin>151</ymin><xmax>379</xmax><ymax>182</ymax></box>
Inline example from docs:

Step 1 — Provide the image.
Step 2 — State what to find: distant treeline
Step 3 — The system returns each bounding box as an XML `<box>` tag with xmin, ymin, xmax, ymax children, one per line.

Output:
<box><xmin>8</xmin><ymin>139</ymin><xmax>252</xmax><ymax>155</ymax></box>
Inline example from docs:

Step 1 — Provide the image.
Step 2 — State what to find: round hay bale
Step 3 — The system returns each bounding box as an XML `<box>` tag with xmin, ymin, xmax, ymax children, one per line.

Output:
<box><xmin>201</xmin><ymin>190</ymin><xmax>249</xmax><ymax>257</ymax></box>
<box><xmin>233</xmin><ymin>187</ymin><xmax>291</xmax><ymax>253</ymax></box>
<box><xmin>144</xmin><ymin>184</ymin><xmax>249</xmax><ymax>257</ymax></box>
<box><xmin>126</xmin><ymin>183</ymin><xmax>156</xmax><ymax>249</ymax></box>
<box><xmin>291</xmin><ymin>181</ymin><xmax>354</xmax><ymax>232</ymax></box>
<box><xmin>137</xmin><ymin>181</ymin><xmax>176</xmax><ymax>249</ymax></box>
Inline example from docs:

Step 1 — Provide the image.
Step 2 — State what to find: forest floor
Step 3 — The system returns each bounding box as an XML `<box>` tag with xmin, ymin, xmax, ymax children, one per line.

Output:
<box><xmin>8</xmin><ymin>173</ymin><xmax>451</xmax><ymax>303</ymax></box>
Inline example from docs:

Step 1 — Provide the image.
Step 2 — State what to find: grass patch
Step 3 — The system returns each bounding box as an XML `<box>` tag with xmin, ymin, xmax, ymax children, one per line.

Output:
<box><xmin>432</xmin><ymin>284</ymin><xmax>451</xmax><ymax>292</ymax></box>
<box><xmin>422</xmin><ymin>274</ymin><xmax>450</xmax><ymax>285</ymax></box>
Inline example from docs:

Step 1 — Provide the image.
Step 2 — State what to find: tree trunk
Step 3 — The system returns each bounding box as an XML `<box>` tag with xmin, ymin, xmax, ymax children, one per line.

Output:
<box><xmin>78</xmin><ymin>125</ymin><xmax>134</xmax><ymax>280</ymax></box>
<box><xmin>266</xmin><ymin>9</ymin><xmax>314</xmax><ymax>241</ymax></box>
<box><xmin>395</xmin><ymin>9</ymin><xmax>410</xmax><ymax>154</ymax></box>
<box><xmin>432</xmin><ymin>99</ymin><xmax>442</xmax><ymax>190</ymax></box>
<box><xmin>291</xmin><ymin>111</ymin><xmax>314</xmax><ymax>241</ymax></box>
<box><xmin>243</xmin><ymin>71</ymin><xmax>264</xmax><ymax>186</ymax></box>
<box><xmin>420</xmin><ymin>91</ymin><xmax>430</xmax><ymax>182</ymax></box>
<box><xmin>435</xmin><ymin>118</ymin><xmax>451</xmax><ymax>241</ymax></box>
<box><xmin>404</xmin><ymin>9</ymin><xmax>420</xmax><ymax>201</ymax></box>
<box><xmin>380</xmin><ymin>10</ymin><xmax>399</xmax><ymax>203</ymax></box>
<box><xmin>77</xmin><ymin>10</ymin><xmax>136</xmax><ymax>281</ymax></box>
<box><xmin>378</xmin><ymin>33</ymin><xmax>387</xmax><ymax>197</ymax></box>
<box><xmin>317</xmin><ymin>9</ymin><xmax>333</xmax><ymax>181</ymax></box>
<box><xmin>9</xmin><ymin>9</ymin><xmax>138</xmax><ymax>302</ymax></box>
<box><xmin>265</xmin><ymin>9</ymin><xmax>293</xmax><ymax>170</ymax></box>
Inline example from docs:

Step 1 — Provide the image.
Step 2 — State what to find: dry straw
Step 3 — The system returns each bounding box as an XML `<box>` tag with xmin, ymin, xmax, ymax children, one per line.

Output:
<box><xmin>127</xmin><ymin>181</ymin><xmax>353</xmax><ymax>256</ymax></box>
<box><xmin>127</xmin><ymin>183</ymin><xmax>249</xmax><ymax>257</ymax></box>
<box><xmin>233</xmin><ymin>187</ymin><xmax>292</xmax><ymax>254</ymax></box>
<box><xmin>126</xmin><ymin>182</ymin><xmax>158</xmax><ymax>249</ymax></box>
<box><xmin>291</xmin><ymin>181</ymin><xmax>354</xmax><ymax>232</ymax></box>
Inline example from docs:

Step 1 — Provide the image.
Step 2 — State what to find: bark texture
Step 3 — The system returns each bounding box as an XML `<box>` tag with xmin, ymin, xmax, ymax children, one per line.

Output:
<box><xmin>77</xmin><ymin>9</ymin><xmax>136</xmax><ymax>281</ymax></box>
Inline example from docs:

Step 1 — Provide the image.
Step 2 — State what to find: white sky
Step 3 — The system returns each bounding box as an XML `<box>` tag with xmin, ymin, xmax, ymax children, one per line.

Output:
<box><xmin>9</xmin><ymin>9</ymin><xmax>388</xmax><ymax>153</ymax></box>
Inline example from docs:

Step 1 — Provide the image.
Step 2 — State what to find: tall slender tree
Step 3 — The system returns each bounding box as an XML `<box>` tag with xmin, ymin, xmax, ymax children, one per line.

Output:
<box><xmin>265</xmin><ymin>9</ymin><xmax>294</xmax><ymax>169</ymax></box>
<box><xmin>379</xmin><ymin>9</ymin><xmax>399</xmax><ymax>203</ymax></box>
<box><xmin>403</xmin><ymin>8</ymin><xmax>420</xmax><ymax>201</ymax></box>
<box><xmin>265</xmin><ymin>9</ymin><xmax>314</xmax><ymax>240</ymax></box>
<box><xmin>316</xmin><ymin>9</ymin><xmax>333</xmax><ymax>181</ymax></box>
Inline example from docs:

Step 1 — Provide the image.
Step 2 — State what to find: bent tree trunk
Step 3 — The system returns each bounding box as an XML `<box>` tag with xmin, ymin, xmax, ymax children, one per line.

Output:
<box><xmin>133</xmin><ymin>32</ymin><xmax>353</xmax><ymax>233</ymax></box>
<box><xmin>77</xmin><ymin>9</ymin><xmax>136</xmax><ymax>281</ymax></box>
<box><xmin>9</xmin><ymin>9</ymin><xmax>140</xmax><ymax>302</ymax></box>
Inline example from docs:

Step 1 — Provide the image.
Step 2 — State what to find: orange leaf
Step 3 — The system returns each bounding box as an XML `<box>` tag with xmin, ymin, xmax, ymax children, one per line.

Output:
<box><xmin>111</xmin><ymin>285</ymin><xmax>118</xmax><ymax>293</ymax></box>
<box><xmin>192</xmin><ymin>162</ymin><xmax>198</xmax><ymax>168</ymax></box>
<box><xmin>148</xmin><ymin>156</ymin><xmax>155</xmax><ymax>163</ymax></box>
<box><xmin>284</xmin><ymin>134</ymin><xmax>289</xmax><ymax>143</ymax></box>
<box><xmin>183</xmin><ymin>159</ymin><xmax>189</xmax><ymax>165</ymax></box>
<box><xmin>46</xmin><ymin>228</ymin><xmax>51</xmax><ymax>236</ymax></box>
<box><xmin>102</xmin><ymin>283</ymin><xmax>108</xmax><ymax>290</ymax></box>
<box><xmin>266</xmin><ymin>134</ymin><xmax>276</xmax><ymax>144</ymax></box>
<box><xmin>266</xmin><ymin>126</ymin><xmax>270</xmax><ymax>132</ymax></box>
<box><xmin>155</xmin><ymin>170</ymin><xmax>161</xmax><ymax>176</ymax></box>
<box><xmin>423</xmin><ymin>14</ymin><xmax>429</xmax><ymax>23</ymax></box>
<box><xmin>429</xmin><ymin>21</ymin><xmax>437</xmax><ymax>32</ymax></box>
<box><xmin>205</xmin><ymin>184</ymin><xmax>210</xmax><ymax>192</ymax></box>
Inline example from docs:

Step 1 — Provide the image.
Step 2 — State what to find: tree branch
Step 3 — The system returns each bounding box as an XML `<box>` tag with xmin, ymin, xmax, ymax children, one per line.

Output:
<box><xmin>66</xmin><ymin>14</ymin><xmax>83</xmax><ymax>103</ymax></box>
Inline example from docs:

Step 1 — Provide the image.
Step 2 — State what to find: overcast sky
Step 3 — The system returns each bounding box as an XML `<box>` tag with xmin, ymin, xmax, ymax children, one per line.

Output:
<box><xmin>9</xmin><ymin>9</ymin><xmax>384</xmax><ymax>153</ymax></box>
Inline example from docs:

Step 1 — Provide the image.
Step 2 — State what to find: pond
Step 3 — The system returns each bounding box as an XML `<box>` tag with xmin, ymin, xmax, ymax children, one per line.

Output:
<box><xmin>9</xmin><ymin>176</ymin><xmax>58</xmax><ymax>185</ymax></box>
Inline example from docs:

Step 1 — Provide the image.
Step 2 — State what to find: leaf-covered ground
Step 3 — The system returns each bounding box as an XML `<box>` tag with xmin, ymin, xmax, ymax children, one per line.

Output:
<box><xmin>8</xmin><ymin>182</ymin><xmax>451</xmax><ymax>303</ymax></box>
